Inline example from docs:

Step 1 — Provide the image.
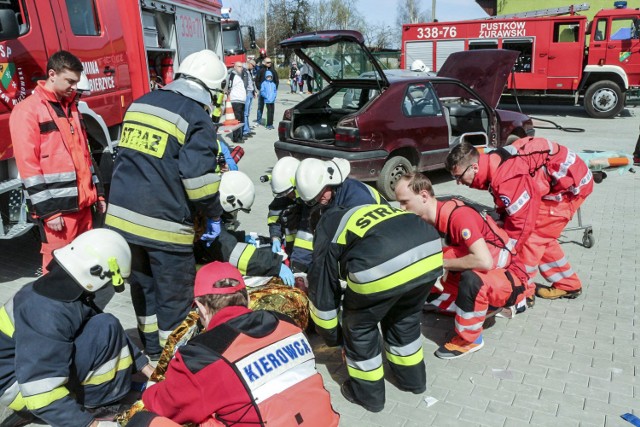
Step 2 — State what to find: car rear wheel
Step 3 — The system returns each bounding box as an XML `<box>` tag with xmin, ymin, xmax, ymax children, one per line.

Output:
<box><xmin>377</xmin><ymin>156</ymin><xmax>413</xmax><ymax>201</ymax></box>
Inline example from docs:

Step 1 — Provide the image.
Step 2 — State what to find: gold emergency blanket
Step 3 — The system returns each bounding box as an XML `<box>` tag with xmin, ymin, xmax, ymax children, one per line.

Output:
<box><xmin>116</xmin><ymin>279</ymin><xmax>309</xmax><ymax>425</ymax></box>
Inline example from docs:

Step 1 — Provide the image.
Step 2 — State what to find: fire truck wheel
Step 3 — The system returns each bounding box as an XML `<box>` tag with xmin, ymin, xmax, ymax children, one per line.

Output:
<box><xmin>377</xmin><ymin>155</ymin><xmax>414</xmax><ymax>201</ymax></box>
<box><xmin>584</xmin><ymin>80</ymin><xmax>624</xmax><ymax>119</ymax></box>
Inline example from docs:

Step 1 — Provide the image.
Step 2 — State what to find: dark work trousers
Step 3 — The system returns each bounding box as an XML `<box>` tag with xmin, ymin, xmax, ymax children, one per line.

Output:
<box><xmin>256</xmin><ymin>94</ymin><xmax>265</xmax><ymax>123</ymax></box>
<box><xmin>265</xmin><ymin>103</ymin><xmax>275</xmax><ymax>127</ymax></box>
<box><xmin>68</xmin><ymin>313</ymin><xmax>135</xmax><ymax>407</ymax></box>
<box><xmin>231</xmin><ymin>102</ymin><xmax>245</xmax><ymax>142</ymax></box>
<box><xmin>129</xmin><ymin>244</ymin><xmax>195</xmax><ymax>356</ymax></box>
<box><xmin>342</xmin><ymin>283</ymin><xmax>430</xmax><ymax>409</ymax></box>
<box><xmin>305</xmin><ymin>75</ymin><xmax>314</xmax><ymax>93</ymax></box>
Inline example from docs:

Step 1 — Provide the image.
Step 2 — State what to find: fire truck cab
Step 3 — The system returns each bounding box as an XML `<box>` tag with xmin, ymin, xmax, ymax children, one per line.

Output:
<box><xmin>0</xmin><ymin>0</ymin><xmax>224</xmax><ymax>239</ymax></box>
<box><xmin>401</xmin><ymin>3</ymin><xmax>640</xmax><ymax>119</ymax></box>
<box><xmin>221</xmin><ymin>7</ymin><xmax>256</xmax><ymax>68</ymax></box>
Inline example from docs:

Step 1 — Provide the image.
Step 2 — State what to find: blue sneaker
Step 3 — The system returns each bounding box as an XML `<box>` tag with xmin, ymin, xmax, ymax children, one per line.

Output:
<box><xmin>265</xmin><ymin>125</ymin><xmax>275</xmax><ymax>130</ymax></box>
<box><xmin>435</xmin><ymin>335</ymin><xmax>484</xmax><ymax>359</ymax></box>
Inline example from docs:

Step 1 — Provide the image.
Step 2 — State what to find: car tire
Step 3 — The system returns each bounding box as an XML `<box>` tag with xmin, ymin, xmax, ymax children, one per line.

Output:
<box><xmin>377</xmin><ymin>156</ymin><xmax>413</xmax><ymax>201</ymax></box>
<box><xmin>584</xmin><ymin>80</ymin><xmax>624</xmax><ymax>119</ymax></box>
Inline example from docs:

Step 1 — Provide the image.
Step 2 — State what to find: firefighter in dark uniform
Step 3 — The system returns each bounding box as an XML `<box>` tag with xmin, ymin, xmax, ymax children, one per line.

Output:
<box><xmin>290</xmin><ymin>157</ymin><xmax>385</xmax><ymax>272</ymax></box>
<box><xmin>267</xmin><ymin>157</ymin><xmax>302</xmax><ymax>256</ymax></box>
<box><xmin>106</xmin><ymin>50</ymin><xmax>228</xmax><ymax>358</ymax></box>
<box><xmin>308</xmin><ymin>204</ymin><xmax>443</xmax><ymax>412</ymax></box>
<box><xmin>0</xmin><ymin>229</ymin><xmax>153</xmax><ymax>427</ymax></box>
<box><xmin>195</xmin><ymin>171</ymin><xmax>295</xmax><ymax>285</ymax></box>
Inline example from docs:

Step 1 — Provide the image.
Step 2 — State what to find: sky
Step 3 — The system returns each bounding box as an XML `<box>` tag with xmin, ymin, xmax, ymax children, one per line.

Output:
<box><xmin>222</xmin><ymin>0</ymin><xmax>488</xmax><ymax>26</ymax></box>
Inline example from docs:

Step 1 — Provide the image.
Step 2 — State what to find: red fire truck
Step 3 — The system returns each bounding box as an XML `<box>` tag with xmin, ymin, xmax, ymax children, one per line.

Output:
<box><xmin>0</xmin><ymin>0</ymin><xmax>225</xmax><ymax>239</ymax></box>
<box><xmin>401</xmin><ymin>2</ymin><xmax>640</xmax><ymax>119</ymax></box>
<box><xmin>221</xmin><ymin>7</ymin><xmax>256</xmax><ymax>68</ymax></box>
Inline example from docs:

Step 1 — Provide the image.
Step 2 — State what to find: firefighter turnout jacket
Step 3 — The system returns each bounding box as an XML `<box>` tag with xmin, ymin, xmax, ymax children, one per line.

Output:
<box><xmin>106</xmin><ymin>89</ymin><xmax>223</xmax><ymax>252</ymax></box>
<box><xmin>142</xmin><ymin>306</ymin><xmax>339</xmax><ymax>426</ymax></box>
<box><xmin>268</xmin><ymin>196</ymin><xmax>303</xmax><ymax>254</ymax></box>
<box><xmin>290</xmin><ymin>179</ymin><xmax>385</xmax><ymax>272</ymax></box>
<box><xmin>194</xmin><ymin>228</ymin><xmax>284</xmax><ymax>276</ymax></box>
<box><xmin>0</xmin><ymin>267</ymin><xmax>148</xmax><ymax>427</ymax></box>
<box><xmin>308</xmin><ymin>204</ymin><xmax>443</xmax><ymax>346</ymax></box>
<box><xmin>10</xmin><ymin>81</ymin><xmax>102</xmax><ymax>219</ymax></box>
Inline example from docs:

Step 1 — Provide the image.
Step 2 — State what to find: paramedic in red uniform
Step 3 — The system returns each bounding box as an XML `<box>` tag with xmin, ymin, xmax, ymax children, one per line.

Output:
<box><xmin>395</xmin><ymin>173</ymin><xmax>531</xmax><ymax>358</ymax></box>
<box><xmin>140</xmin><ymin>261</ymin><xmax>339</xmax><ymax>427</ymax></box>
<box><xmin>10</xmin><ymin>50</ymin><xmax>105</xmax><ymax>274</ymax></box>
<box><xmin>445</xmin><ymin>139</ymin><xmax>593</xmax><ymax>300</ymax></box>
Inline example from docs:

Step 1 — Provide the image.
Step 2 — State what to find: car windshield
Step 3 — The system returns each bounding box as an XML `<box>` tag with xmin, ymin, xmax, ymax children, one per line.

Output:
<box><xmin>300</xmin><ymin>40</ymin><xmax>383</xmax><ymax>80</ymax></box>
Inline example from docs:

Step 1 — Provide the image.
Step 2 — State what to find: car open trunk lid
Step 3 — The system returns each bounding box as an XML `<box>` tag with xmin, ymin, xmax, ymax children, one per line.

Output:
<box><xmin>437</xmin><ymin>49</ymin><xmax>519</xmax><ymax>108</ymax></box>
<box><xmin>279</xmin><ymin>30</ymin><xmax>389</xmax><ymax>87</ymax></box>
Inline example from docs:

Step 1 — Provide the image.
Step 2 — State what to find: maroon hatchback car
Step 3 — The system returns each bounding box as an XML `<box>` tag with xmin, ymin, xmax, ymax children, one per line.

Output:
<box><xmin>274</xmin><ymin>30</ymin><xmax>534</xmax><ymax>200</ymax></box>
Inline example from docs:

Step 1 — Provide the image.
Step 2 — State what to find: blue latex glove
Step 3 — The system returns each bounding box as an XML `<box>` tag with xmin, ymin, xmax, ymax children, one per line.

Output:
<box><xmin>201</xmin><ymin>219</ymin><xmax>221</xmax><ymax>247</ymax></box>
<box><xmin>245</xmin><ymin>235</ymin><xmax>257</xmax><ymax>246</ymax></box>
<box><xmin>279</xmin><ymin>264</ymin><xmax>294</xmax><ymax>287</ymax></box>
<box><xmin>271</xmin><ymin>238</ymin><xmax>282</xmax><ymax>253</ymax></box>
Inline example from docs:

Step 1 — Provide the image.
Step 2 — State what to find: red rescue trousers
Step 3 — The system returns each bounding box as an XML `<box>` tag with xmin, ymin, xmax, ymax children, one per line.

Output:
<box><xmin>519</xmin><ymin>197</ymin><xmax>586</xmax><ymax>292</ymax></box>
<box><xmin>41</xmin><ymin>207</ymin><xmax>93</xmax><ymax>273</ymax></box>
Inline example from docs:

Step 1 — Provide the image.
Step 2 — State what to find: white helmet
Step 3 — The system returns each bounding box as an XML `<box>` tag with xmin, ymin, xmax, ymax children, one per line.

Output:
<box><xmin>296</xmin><ymin>157</ymin><xmax>351</xmax><ymax>203</ymax></box>
<box><xmin>77</xmin><ymin>72</ymin><xmax>90</xmax><ymax>94</ymax></box>
<box><xmin>271</xmin><ymin>157</ymin><xmax>300</xmax><ymax>197</ymax></box>
<box><xmin>53</xmin><ymin>229</ymin><xmax>131</xmax><ymax>293</ymax></box>
<box><xmin>410</xmin><ymin>59</ymin><xmax>427</xmax><ymax>72</ymax></box>
<box><xmin>220</xmin><ymin>171</ymin><xmax>255</xmax><ymax>213</ymax></box>
<box><xmin>177</xmin><ymin>50</ymin><xmax>226</xmax><ymax>91</ymax></box>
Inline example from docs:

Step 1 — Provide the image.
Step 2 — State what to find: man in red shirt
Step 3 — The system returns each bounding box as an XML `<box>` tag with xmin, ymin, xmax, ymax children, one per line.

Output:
<box><xmin>10</xmin><ymin>50</ymin><xmax>105</xmax><ymax>273</ymax></box>
<box><xmin>395</xmin><ymin>173</ymin><xmax>531</xmax><ymax>358</ymax></box>
<box><xmin>445</xmin><ymin>140</ymin><xmax>592</xmax><ymax>300</ymax></box>
<box><xmin>141</xmin><ymin>262</ymin><xmax>339</xmax><ymax>426</ymax></box>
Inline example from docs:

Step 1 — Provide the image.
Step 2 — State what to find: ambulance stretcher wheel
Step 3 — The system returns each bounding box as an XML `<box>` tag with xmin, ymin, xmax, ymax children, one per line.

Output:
<box><xmin>582</xmin><ymin>230</ymin><xmax>595</xmax><ymax>249</ymax></box>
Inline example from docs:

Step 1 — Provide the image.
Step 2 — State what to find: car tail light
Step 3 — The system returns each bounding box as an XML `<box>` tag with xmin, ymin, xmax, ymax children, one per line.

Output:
<box><xmin>335</xmin><ymin>117</ymin><xmax>360</xmax><ymax>147</ymax></box>
<box><xmin>277</xmin><ymin>121</ymin><xmax>289</xmax><ymax>141</ymax></box>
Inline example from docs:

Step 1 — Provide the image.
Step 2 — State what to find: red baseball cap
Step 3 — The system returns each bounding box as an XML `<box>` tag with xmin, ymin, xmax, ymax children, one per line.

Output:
<box><xmin>194</xmin><ymin>262</ymin><xmax>246</xmax><ymax>298</ymax></box>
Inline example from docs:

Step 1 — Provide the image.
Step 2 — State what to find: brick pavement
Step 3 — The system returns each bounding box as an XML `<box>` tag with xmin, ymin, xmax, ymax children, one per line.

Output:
<box><xmin>0</xmin><ymin>95</ymin><xmax>638</xmax><ymax>426</ymax></box>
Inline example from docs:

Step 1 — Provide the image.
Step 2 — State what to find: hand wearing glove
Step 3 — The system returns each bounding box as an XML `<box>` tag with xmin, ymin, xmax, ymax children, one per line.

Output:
<box><xmin>201</xmin><ymin>219</ymin><xmax>222</xmax><ymax>247</ymax></box>
<box><xmin>245</xmin><ymin>235</ymin><xmax>257</xmax><ymax>246</ymax></box>
<box><xmin>271</xmin><ymin>238</ymin><xmax>282</xmax><ymax>253</ymax></box>
<box><xmin>279</xmin><ymin>263</ymin><xmax>295</xmax><ymax>286</ymax></box>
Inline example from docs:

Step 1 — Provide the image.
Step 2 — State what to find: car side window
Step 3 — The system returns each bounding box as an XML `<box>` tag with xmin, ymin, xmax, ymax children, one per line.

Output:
<box><xmin>65</xmin><ymin>0</ymin><xmax>100</xmax><ymax>36</ymax></box>
<box><xmin>403</xmin><ymin>83</ymin><xmax>440</xmax><ymax>117</ymax></box>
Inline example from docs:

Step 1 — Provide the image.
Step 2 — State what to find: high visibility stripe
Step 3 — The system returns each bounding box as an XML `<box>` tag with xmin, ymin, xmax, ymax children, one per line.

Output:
<box><xmin>364</xmin><ymin>184</ymin><xmax>382</xmax><ymax>204</ymax></box>
<box><xmin>23</xmin><ymin>172</ymin><xmax>77</xmax><ymax>188</ymax></box>
<box><xmin>573</xmin><ymin>169</ymin><xmax>593</xmax><ymax>194</ymax></box>
<box><xmin>30</xmin><ymin>187</ymin><xmax>78</xmax><ymax>205</ymax></box>
<box><xmin>525</xmin><ymin>264</ymin><xmax>538</xmax><ymax>274</ymax></box>
<box><xmin>267</xmin><ymin>215</ymin><xmax>279</xmax><ymax>224</ymax></box>
<box><xmin>505</xmin><ymin>190</ymin><xmax>530</xmax><ymax>216</ymax></box>
<box><xmin>0</xmin><ymin>381</ymin><xmax>20</xmax><ymax>407</ymax></box>
<box><xmin>346</xmin><ymin>354</ymin><xmax>384</xmax><ymax>382</ymax></box>
<box><xmin>137</xmin><ymin>323</ymin><xmax>158</xmax><ymax>333</ymax></box>
<box><xmin>346</xmin><ymin>252</ymin><xmax>443</xmax><ymax>294</ymax></box>
<box><xmin>385</xmin><ymin>337</ymin><xmax>423</xmax><ymax>357</ymax></box>
<box><xmin>81</xmin><ymin>347</ymin><xmax>133</xmax><ymax>386</ymax></box>
<box><xmin>229</xmin><ymin>243</ymin><xmax>256</xmax><ymax>274</ymax></box>
<box><xmin>348</xmin><ymin>240</ymin><xmax>441</xmax><ymax>284</ymax></box>
<box><xmin>455</xmin><ymin>307</ymin><xmax>487</xmax><ymax>320</ymax></box>
<box><xmin>0</xmin><ymin>306</ymin><xmax>15</xmax><ymax>338</ymax></box>
<box><xmin>308</xmin><ymin>301</ymin><xmax>338</xmax><ymax>330</ymax></box>
<box><xmin>334</xmin><ymin>205</ymin><xmax>407</xmax><ymax>244</ymax></box>
<box><xmin>455</xmin><ymin>321</ymin><xmax>483</xmax><ymax>332</ymax></box>
<box><xmin>106</xmin><ymin>204</ymin><xmax>194</xmax><ymax>245</ymax></box>
<box><xmin>182</xmin><ymin>173</ymin><xmax>221</xmax><ymax>201</ymax></box>
<box><xmin>137</xmin><ymin>314</ymin><xmax>159</xmax><ymax>333</ymax></box>
<box><xmin>106</xmin><ymin>214</ymin><xmax>193</xmax><ymax>246</ymax></box>
<box><xmin>159</xmin><ymin>329</ymin><xmax>172</xmax><ymax>348</ymax></box>
<box><xmin>552</xmin><ymin>150</ymin><xmax>576</xmax><ymax>181</ymax></box>
<box><xmin>545</xmin><ymin>268</ymin><xmax>576</xmax><ymax>283</ymax></box>
<box><xmin>293</xmin><ymin>236</ymin><xmax>313</xmax><ymax>251</ymax></box>
<box><xmin>385</xmin><ymin>348</ymin><xmax>423</xmax><ymax>367</ymax></box>
<box><xmin>23</xmin><ymin>386</ymin><xmax>69</xmax><ymax>410</ymax></box>
<box><xmin>20</xmin><ymin>377</ymin><xmax>67</xmax><ymax>397</ymax></box>
<box><xmin>124</xmin><ymin>106</ymin><xmax>188</xmax><ymax>145</ymax></box>
<box><xmin>539</xmin><ymin>257</ymin><xmax>568</xmax><ymax>273</ymax></box>
<box><xmin>285</xmin><ymin>233</ymin><xmax>296</xmax><ymax>243</ymax></box>
<box><xmin>8</xmin><ymin>392</ymin><xmax>25</xmax><ymax>411</ymax></box>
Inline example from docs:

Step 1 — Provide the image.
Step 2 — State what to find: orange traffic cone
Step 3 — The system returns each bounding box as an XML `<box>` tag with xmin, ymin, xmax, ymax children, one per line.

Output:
<box><xmin>222</xmin><ymin>96</ymin><xmax>239</xmax><ymax>126</ymax></box>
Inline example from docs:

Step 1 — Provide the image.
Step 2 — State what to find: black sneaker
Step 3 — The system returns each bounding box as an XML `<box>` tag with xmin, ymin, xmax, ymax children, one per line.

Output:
<box><xmin>340</xmin><ymin>380</ymin><xmax>383</xmax><ymax>413</ymax></box>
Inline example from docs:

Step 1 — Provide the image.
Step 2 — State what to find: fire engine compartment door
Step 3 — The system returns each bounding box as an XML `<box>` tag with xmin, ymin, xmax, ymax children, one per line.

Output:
<box><xmin>547</xmin><ymin>21</ymin><xmax>583</xmax><ymax>90</ymax></box>
<box><xmin>48</xmin><ymin>0</ymin><xmax>127</xmax><ymax>127</ymax></box>
<box><xmin>175</xmin><ymin>7</ymin><xmax>206</xmax><ymax>62</ymax></box>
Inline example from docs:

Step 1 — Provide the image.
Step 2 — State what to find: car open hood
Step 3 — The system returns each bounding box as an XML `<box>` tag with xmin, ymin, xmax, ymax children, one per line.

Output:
<box><xmin>279</xmin><ymin>30</ymin><xmax>389</xmax><ymax>86</ymax></box>
<box><xmin>437</xmin><ymin>50</ymin><xmax>519</xmax><ymax>108</ymax></box>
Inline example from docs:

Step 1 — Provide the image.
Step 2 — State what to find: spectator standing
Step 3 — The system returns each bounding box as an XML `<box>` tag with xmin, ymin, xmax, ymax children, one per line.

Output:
<box><xmin>260</xmin><ymin>70</ymin><xmax>277</xmax><ymax>130</ymax></box>
<box><xmin>298</xmin><ymin>70</ymin><xmax>304</xmax><ymax>92</ymax></box>
<box><xmin>9</xmin><ymin>50</ymin><xmax>106</xmax><ymax>274</ymax></box>
<box><xmin>289</xmin><ymin>62</ymin><xmax>299</xmax><ymax>93</ymax></box>
<box><xmin>226</xmin><ymin>61</ymin><xmax>249</xmax><ymax>143</ymax></box>
<box><xmin>243</xmin><ymin>59</ymin><xmax>257</xmax><ymax>139</ymax></box>
<box><xmin>300</xmin><ymin>62</ymin><xmax>314</xmax><ymax>93</ymax></box>
<box><xmin>254</xmin><ymin>57</ymin><xmax>279</xmax><ymax>125</ymax></box>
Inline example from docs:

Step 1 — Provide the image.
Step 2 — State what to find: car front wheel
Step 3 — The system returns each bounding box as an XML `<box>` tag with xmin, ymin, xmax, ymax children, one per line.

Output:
<box><xmin>377</xmin><ymin>155</ymin><xmax>413</xmax><ymax>201</ymax></box>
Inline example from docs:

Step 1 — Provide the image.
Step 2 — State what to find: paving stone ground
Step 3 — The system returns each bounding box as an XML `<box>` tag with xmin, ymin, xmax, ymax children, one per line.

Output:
<box><xmin>1</xmin><ymin>93</ymin><xmax>638</xmax><ymax>426</ymax></box>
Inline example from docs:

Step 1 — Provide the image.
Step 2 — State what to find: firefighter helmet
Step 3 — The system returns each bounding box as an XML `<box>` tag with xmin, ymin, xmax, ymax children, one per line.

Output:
<box><xmin>220</xmin><ymin>171</ymin><xmax>255</xmax><ymax>213</ymax></box>
<box><xmin>296</xmin><ymin>157</ymin><xmax>351</xmax><ymax>203</ymax></box>
<box><xmin>177</xmin><ymin>50</ymin><xmax>226</xmax><ymax>91</ymax></box>
<box><xmin>271</xmin><ymin>157</ymin><xmax>300</xmax><ymax>197</ymax></box>
<box><xmin>410</xmin><ymin>59</ymin><xmax>428</xmax><ymax>72</ymax></box>
<box><xmin>53</xmin><ymin>229</ymin><xmax>131</xmax><ymax>293</ymax></box>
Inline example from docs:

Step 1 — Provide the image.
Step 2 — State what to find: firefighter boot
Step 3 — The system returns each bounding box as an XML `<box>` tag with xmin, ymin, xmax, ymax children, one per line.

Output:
<box><xmin>340</xmin><ymin>380</ymin><xmax>384</xmax><ymax>413</ymax></box>
<box><xmin>536</xmin><ymin>286</ymin><xmax>582</xmax><ymax>300</ymax></box>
